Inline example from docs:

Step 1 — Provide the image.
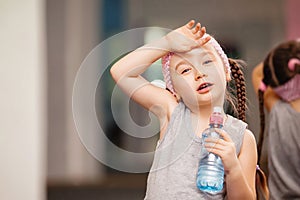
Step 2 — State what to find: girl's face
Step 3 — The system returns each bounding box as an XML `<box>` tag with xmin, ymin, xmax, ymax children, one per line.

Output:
<box><xmin>169</xmin><ymin>44</ymin><xmax>228</xmax><ymax>107</ymax></box>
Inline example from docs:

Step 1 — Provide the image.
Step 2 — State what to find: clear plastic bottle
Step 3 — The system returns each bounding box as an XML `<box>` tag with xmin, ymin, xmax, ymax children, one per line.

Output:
<box><xmin>196</xmin><ymin>106</ymin><xmax>224</xmax><ymax>193</ymax></box>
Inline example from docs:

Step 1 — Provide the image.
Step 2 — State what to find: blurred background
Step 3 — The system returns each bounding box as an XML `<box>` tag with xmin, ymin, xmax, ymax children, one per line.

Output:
<box><xmin>1</xmin><ymin>0</ymin><xmax>299</xmax><ymax>199</ymax></box>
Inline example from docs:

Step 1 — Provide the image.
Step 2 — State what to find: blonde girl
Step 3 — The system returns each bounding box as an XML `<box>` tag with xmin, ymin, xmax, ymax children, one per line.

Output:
<box><xmin>111</xmin><ymin>20</ymin><xmax>262</xmax><ymax>199</ymax></box>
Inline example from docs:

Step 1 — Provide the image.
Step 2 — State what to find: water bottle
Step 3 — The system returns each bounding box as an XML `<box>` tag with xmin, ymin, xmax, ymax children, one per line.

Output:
<box><xmin>196</xmin><ymin>106</ymin><xmax>224</xmax><ymax>193</ymax></box>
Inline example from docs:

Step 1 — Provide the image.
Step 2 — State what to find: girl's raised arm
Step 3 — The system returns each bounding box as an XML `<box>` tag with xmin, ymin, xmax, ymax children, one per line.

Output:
<box><xmin>110</xmin><ymin>20</ymin><xmax>210</xmax><ymax>117</ymax></box>
<box><xmin>110</xmin><ymin>35</ymin><xmax>173</xmax><ymax>117</ymax></box>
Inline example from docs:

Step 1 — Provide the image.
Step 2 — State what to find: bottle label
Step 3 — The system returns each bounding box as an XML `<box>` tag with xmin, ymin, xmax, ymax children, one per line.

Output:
<box><xmin>210</xmin><ymin>115</ymin><xmax>223</xmax><ymax>126</ymax></box>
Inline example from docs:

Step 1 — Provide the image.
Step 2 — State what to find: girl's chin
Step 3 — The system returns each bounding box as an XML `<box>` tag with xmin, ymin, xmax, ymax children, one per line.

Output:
<box><xmin>181</xmin><ymin>92</ymin><xmax>223</xmax><ymax>106</ymax></box>
<box><xmin>196</xmin><ymin>93</ymin><xmax>223</xmax><ymax>106</ymax></box>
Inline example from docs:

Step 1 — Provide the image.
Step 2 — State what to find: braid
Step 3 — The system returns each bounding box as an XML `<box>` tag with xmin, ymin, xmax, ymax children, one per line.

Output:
<box><xmin>256</xmin><ymin>165</ymin><xmax>269</xmax><ymax>200</ymax></box>
<box><xmin>256</xmin><ymin>89</ymin><xmax>270</xmax><ymax>200</ymax></box>
<box><xmin>228</xmin><ymin>58</ymin><xmax>247</xmax><ymax>122</ymax></box>
<box><xmin>255</xmin><ymin>70</ymin><xmax>269</xmax><ymax>200</ymax></box>
<box><xmin>228</xmin><ymin>59</ymin><xmax>269</xmax><ymax>199</ymax></box>
<box><xmin>257</xmin><ymin>89</ymin><xmax>265</xmax><ymax>163</ymax></box>
<box><xmin>254</xmin><ymin>88</ymin><xmax>269</xmax><ymax>200</ymax></box>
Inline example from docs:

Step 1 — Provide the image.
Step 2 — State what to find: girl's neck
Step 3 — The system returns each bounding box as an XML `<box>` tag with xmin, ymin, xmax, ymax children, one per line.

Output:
<box><xmin>187</xmin><ymin>98</ymin><xmax>225</xmax><ymax>117</ymax></box>
<box><xmin>190</xmin><ymin>104</ymin><xmax>212</xmax><ymax>116</ymax></box>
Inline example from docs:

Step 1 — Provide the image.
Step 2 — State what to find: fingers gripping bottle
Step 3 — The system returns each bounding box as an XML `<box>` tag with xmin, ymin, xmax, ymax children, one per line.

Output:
<box><xmin>196</xmin><ymin>106</ymin><xmax>224</xmax><ymax>193</ymax></box>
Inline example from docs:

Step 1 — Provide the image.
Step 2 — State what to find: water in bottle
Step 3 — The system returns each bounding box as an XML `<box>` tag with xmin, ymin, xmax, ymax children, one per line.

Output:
<box><xmin>196</xmin><ymin>106</ymin><xmax>224</xmax><ymax>193</ymax></box>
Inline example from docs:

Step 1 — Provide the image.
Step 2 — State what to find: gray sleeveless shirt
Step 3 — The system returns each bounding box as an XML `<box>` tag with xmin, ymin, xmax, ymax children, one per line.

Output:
<box><xmin>268</xmin><ymin>100</ymin><xmax>300</xmax><ymax>200</ymax></box>
<box><xmin>144</xmin><ymin>102</ymin><xmax>247</xmax><ymax>200</ymax></box>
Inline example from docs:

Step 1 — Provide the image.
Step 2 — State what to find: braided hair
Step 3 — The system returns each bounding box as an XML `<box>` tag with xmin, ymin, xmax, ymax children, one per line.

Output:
<box><xmin>227</xmin><ymin>59</ymin><xmax>269</xmax><ymax>200</ymax></box>
<box><xmin>227</xmin><ymin>58</ymin><xmax>270</xmax><ymax>200</ymax></box>
<box><xmin>227</xmin><ymin>59</ymin><xmax>247</xmax><ymax>122</ymax></box>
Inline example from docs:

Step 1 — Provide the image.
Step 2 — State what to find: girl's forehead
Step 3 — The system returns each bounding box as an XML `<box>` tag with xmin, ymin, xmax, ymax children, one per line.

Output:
<box><xmin>170</xmin><ymin>44</ymin><xmax>218</xmax><ymax>66</ymax></box>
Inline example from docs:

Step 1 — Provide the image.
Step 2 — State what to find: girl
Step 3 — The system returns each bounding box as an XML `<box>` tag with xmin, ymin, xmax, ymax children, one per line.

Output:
<box><xmin>252</xmin><ymin>39</ymin><xmax>300</xmax><ymax>200</ymax></box>
<box><xmin>111</xmin><ymin>20</ymin><xmax>258</xmax><ymax>199</ymax></box>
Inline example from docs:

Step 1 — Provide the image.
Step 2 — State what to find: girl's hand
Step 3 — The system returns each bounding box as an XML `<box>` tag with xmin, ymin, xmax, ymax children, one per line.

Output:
<box><xmin>204</xmin><ymin>129</ymin><xmax>240</xmax><ymax>174</ymax></box>
<box><xmin>165</xmin><ymin>20</ymin><xmax>211</xmax><ymax>53</ymax></box>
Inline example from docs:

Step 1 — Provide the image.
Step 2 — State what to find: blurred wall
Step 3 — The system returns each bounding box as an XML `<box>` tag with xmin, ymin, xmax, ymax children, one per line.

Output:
<box><xmin>286</xmin><ymin>0</ymin><xmax>300</xmax><ymax>40</ymax></box>
<box><xmin>0</xmin><ymin>0</ymin><xmax>46</xmax><ymax>199</ymax></box>
<box><xmin>47</xmin><ymin>0</ymin><xmax>105</xmax><ymax>184</ymax></box>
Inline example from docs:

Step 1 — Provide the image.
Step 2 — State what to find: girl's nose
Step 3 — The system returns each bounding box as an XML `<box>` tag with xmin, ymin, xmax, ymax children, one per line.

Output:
<box><xmin>195</xmin><ymin>69</ymin><xmax>207</xmax><ymax>80</ymax></box>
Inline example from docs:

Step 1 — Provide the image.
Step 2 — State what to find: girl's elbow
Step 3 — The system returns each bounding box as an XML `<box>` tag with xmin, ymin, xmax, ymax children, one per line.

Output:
<box><xmin>110</xmin><ymin>65</ymin><xmax>121</xmax><ymax>82</ymax></box>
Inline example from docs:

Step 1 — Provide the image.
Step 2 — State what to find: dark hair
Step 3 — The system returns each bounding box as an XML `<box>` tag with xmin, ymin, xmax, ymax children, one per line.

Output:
<box><xmin>262</xmin><ymin>40</ymin><xmax>300</xmax><ymax>87</ymax></box>
<box><xmin>228</xmin><ymin>58</ymin><xmax>269</xmax><ymax>200</ymax></box>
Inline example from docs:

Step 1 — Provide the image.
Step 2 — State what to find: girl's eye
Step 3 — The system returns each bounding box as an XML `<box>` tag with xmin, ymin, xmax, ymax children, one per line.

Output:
<box><xmin>203</xmin><ymin>60</ymin><xmax>213</xmax><ymax>65</ymax></box>
<box><xmin>181</xmin><ymin>68</ymin><xmax>191</xmax><ymax>74</ymax></box>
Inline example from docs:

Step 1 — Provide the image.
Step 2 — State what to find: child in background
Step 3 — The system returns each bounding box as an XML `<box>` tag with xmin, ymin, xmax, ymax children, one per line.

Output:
<box><xmin>111</xmin><ymin>20</ymin><xmax>263</xmax><ymax>199</ymax></box>
<box><xmin>252</xmin><ymin>39</ymin><xmax>300</xmax><ymax>200</ymax></box>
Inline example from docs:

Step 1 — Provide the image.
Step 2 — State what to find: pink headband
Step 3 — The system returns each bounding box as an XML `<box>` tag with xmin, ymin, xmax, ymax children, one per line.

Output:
<box><xmin>259</xmin><ymin>57</ymin><xmax>300</xmax><ymax>92</ymax></box>
<box><xmin>273</xmin><ymin>74</ymin><xmax>300</xmax><ymax>102</ymax></box>
<box><xmin>162</xmin><ymin>52</ymin><xmax>175</xmax><ymax>93</ymax></box>
<box><xmin>161</xmin><ymin>34</ymin><xmax>230</xmax><ymax>94</ymax></box>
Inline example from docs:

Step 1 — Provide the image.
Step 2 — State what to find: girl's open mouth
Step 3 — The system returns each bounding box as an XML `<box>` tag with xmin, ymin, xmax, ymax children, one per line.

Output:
<box><xmin>197</xmin><ymin>82</ymin><xmax>213</xmax><ymax>94</ymax></box>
